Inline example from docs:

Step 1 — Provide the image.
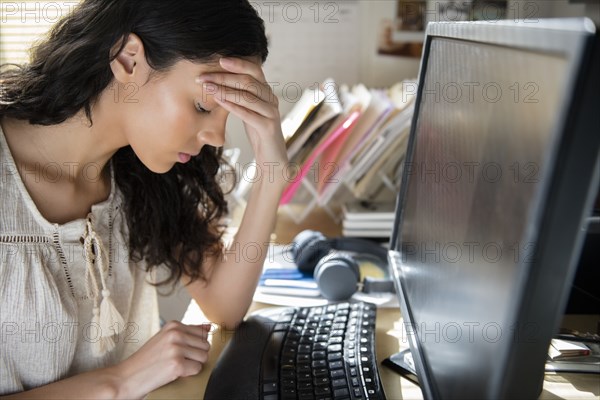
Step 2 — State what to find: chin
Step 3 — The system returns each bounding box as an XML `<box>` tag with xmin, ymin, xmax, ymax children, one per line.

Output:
<box><xmin>140</xmin><ymin>159</ymin><xmax>175</xmax><ymax>174</ymax></box>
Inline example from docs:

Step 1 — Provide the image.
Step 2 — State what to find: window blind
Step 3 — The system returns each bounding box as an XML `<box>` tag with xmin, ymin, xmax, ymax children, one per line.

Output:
<box><xmin>0</xmin><ymin>1</ymin><xmax>80</xmax><ymax>65</ymax></box>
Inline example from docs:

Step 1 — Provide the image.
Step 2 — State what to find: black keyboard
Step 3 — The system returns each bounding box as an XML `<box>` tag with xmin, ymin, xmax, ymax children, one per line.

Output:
<box><xmin>205</xmin><ymin>301</ymin><xmax>386</xmax><ymax>400</ymax></box>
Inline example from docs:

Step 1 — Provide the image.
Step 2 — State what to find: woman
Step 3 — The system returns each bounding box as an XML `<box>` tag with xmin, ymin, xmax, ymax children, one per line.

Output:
<box><xmin>0</xmin><ymin>0</ymin><xmax>287</xmax><ymax>398</ymax></box>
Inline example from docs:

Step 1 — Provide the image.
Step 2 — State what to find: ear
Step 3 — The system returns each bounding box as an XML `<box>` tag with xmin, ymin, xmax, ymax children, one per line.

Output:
<box><xmin>109</xmin><ymin>33</ymin><xmax>151</xmax><ymax>84</ymax></box>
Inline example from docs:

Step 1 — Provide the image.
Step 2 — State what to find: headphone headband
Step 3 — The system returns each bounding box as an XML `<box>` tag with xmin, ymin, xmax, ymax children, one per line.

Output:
<box><xmin>330</xmin><ymin>237</ymin><xmax>388</xmax><ymax>261</ymax></box>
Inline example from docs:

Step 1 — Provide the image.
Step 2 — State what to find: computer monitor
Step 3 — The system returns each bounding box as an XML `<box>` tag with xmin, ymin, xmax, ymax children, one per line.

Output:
<box><xmin>387</xmin><ymin>18</ymin><xmax>600</xmax><ymax>399</ymax></box>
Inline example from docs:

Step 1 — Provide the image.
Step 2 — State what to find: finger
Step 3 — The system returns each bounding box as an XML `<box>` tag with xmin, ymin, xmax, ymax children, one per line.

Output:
<box><xmin>179</xmin><ymin>358</ymin><xmax>205</xmax><ymax>378</ymax></box>
<box><xmin>176</xmin><ymin>344</ymin><xmax>210</xmax><ymax>364</ymax></box>
<box><xmin>177</xmin><ymin>330</ymin><xmax>211</xmax><ymax>351</ymax></box>
<box><xmin>212</xmin><ymin>85</ymin><xmax>276</xmax><ymax>119</ymax></box>
<box><xmin>219</xmin><ymin>57</ymin><xmax>266</xmax><ymax>84</ymax></box>
<box><xmin>214</xmin><ymin>96</ymin><xmax>269</xmax><ymax>130</ymax></box>
<box><xmin>184</xmin><ymin>323</ymin><xmax>213</xmax><ymax>340</ymax></box>
<box><xmin>163</xmin><ymin>324</ymin><xmax>211</xmax><ymax>350</ymax></box>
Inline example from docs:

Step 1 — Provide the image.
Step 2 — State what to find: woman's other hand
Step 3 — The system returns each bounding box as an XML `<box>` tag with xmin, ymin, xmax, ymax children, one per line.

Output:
<box><xmin>111</xmin><ymin>321</ymin><xmax>212</xmax><ymax>399</ymax></box>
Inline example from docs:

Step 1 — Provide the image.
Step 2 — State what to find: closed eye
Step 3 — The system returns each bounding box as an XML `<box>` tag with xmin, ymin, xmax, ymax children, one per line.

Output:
<box><xmin>195</xmin><ymin>102</ymin><xmax>210</xmax><ymax>113</ymax></box>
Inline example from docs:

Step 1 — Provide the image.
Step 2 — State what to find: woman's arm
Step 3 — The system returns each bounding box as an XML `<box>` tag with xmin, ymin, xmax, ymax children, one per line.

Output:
<box><xmin>1</xmin><ymin>321</ymin><xmax>212</xmax><ymax>400</ymax></box>
<box><xmin>1</xmin><ymin>367</ymin><xmax>122</xmax><ymax>400</ymax></box>
<box><xmin>184</xmin><ymin>57</ymin><xmax>289</xmax><ymax>329</ymax></box>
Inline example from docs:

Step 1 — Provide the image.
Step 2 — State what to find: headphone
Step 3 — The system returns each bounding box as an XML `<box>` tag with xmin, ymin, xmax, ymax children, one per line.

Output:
<box><xmin>291</xmin><ymin>230</ymin><xmax>395</xmax><ymax>301</ymax></box>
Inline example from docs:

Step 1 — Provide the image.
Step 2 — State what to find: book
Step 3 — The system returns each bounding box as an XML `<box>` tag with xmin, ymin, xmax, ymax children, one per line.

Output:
<box><xmin>343</xmin><ymin>219</ymin><xmax>394</xmax><ymax>230</ymax></box>
<box><xmin>352</xmin><ymin>126</ymin><xmax>411</xmax><ymax>200</ymax></box>
<box><xmin>281</xmin><ymin>87</ymin><xmax>326</xmax><ymax>144</ymax></box>
<box><xmin>317</xmin><ymin>85</ymin><xmax>394</xmax><ymax>193</ymax></box>
<box><xmin>342</xmin><ymin>228</ymin><xmax>392</xmax><ymax>238</ymax></box>
<box><xmin>348</xmin><ymin>103</ymin><xmax>414</xmax><ymax>197</ymax></box>
<box><xmin>280</xmin><ymin>109</ymin><xmax>362</xmax><ymax>205</ymax></box>
<box><xmin>286</xmin><ymin>78</ymin><xmax>343</xmax><ymax>160</ymax></box>
<box><xmin>548</xmin><ymin>339</ymin><xmax>592</xmax><ymax>360</ymax></box>
<box><xmin>342</xmin><ymin>201</ymin><xmax>396</xmax><ymax>220</ymax></box>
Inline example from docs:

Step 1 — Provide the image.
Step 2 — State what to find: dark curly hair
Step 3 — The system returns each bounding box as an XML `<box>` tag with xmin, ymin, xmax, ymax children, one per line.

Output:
<box><xmin>0</xmin><ymin>0</ymin><xmax>268</xmax><ymax>286</ymax></box>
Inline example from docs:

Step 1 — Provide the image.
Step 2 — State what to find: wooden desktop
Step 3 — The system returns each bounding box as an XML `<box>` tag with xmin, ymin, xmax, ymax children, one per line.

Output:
<box><xmin>148</xmin><ymin>206</ymin><xmax>600</xmax><ymax>400</ymax></box>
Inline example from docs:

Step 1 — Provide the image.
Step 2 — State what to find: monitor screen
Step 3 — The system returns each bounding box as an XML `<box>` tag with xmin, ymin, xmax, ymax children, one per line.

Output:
<box><xmin>388</xmin><ymin>19</ymin><xmax>599</xmax><ymax>399</ymax></box>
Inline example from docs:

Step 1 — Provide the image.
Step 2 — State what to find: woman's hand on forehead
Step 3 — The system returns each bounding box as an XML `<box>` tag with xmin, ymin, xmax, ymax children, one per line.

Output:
<box><xmin>195</xmin><ymin>56</ymin><xmax>287</xmax><ymax>174</ymax></box>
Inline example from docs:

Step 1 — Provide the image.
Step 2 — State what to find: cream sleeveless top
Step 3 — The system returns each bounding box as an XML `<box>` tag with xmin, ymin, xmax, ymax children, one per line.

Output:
<box><xmin>0</xmin><ymin>125</ymin><xmax>160</xmax><ymax>395</ymax></box>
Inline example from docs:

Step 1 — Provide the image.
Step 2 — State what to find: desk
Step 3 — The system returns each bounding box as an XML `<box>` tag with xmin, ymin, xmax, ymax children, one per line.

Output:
<box><xmin>148</xmin><ymin>206</ymin><xmax>599</xmax><ymax>399</ymax></box>
<box><xmin>148</xmin><ymin>301</ymin><xmax>599</xmax><ymax>400</ymax></box>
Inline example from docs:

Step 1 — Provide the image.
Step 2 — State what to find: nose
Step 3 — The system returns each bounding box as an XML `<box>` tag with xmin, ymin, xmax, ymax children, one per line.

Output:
<box><xmin>196</xmin><ymin>108</ymin><xmax>229</xmax><ymax>148</ymax></box>
<box><xmin>197</xmin><ymin>129</ymin><xmax>225</xmax><ymax>148</ymax></box>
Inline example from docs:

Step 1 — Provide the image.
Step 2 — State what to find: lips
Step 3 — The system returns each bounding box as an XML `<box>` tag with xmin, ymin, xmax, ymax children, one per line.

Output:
<box><xmin>178</xmin><ymin>153</ymin><xmax>192</xmax><ymax>163</ymax></box>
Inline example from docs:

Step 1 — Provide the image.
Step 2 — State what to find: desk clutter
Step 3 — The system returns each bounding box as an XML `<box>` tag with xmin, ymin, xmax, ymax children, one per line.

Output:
<box><xmin>341</xmin><ymin>201</ymin><xmax>395</xmax><ymax>239</ymax></box>
<box><xmin>254</xmin><ymin>242</ymin><xmax>398</xmax><ymax>309</ymax></box>
<box><xmin>279</xmin><ymin>78</ymin><xmax>416</xmax><ymax>225</ymax></box>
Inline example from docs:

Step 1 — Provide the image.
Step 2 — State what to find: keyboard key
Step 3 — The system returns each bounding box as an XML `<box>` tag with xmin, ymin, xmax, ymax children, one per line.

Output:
<box><xmin>282</xmin><ymin>377</ymin><xmax>296</xmax><ymax>384</ymax></box>
<box><xmin>332</xmin><ymin>378</ymin><xmax>347</xmax><ymax>388</ymax></box>
<box><xmin>314</xmin><ymin>386</ymin><xmax>332</xmax><ymax>396</ymax></box>
<box><xmin>313</xmin><ymin>342</ymin><xmax>327</xmax><ymax>351</ymax></box>
<box><xmin>298</xmin><ymin>389</ymin><xmax>315</xmax><ymax>400</ymax></box>
<box><xmin>313</xmin><ymin>376</ymin><xmax>330</xmax><ymax>387</ymax></box>
<box><xmin>330</xmin><ymin>329</ymin><xmax>345</xmax><ymax>337</ymax></box>
<box><xmin>327</xmin><ymin>344</ymin><xmax>342</xmax><ymax>352</ymax></box>
<box><xmin>353</xmin><ymin>387</ymin><xmax>363</xmax><ymax>397</ymax></box>
<box><xmin>315</xmin><ymin>334</ymin><xmax>329</xmax><ymax>342</ymax></box>
<box><xmin>310</xmin><ymin>307</ymin><xmax>323</xmax><ymax>315</ymax></box>
<box><xmin>351</xmin><ymin>377</ymin><xmax>360</xmax><ymax>387</ymax></box>
<box><xmin>333</xmin><ymin>388</ymin><xmax>350</xmax><ymax>397</ymax></box>
<box><xmin>330</xmin><ymin>369</ymin><xmax>345</xmax><ymax>379</ymax></box>
<box><xmin>298</xmin><ymin>308</ymin><xmax>310</xmax><ymax>318</ymax></box>
<box><xmin>298</xmin><ymin>344</ymin><xmax>312</xmax><ymax>353</ymax></box>
<box><xmin>329</xmin><ymin>360</ymin><xmax>343</xmax><ymax>369</ymax></box>
<box><xmin>297</xmin><ymin>372</ymin><xmax>312</xmax><ymax>382</ymax></box>
<box><xmin>300</xmin><ymin>336</ymin><xmax>314</xmax><ymax>344</ymax></box>
<box><xmin>313</xmin><ymin>368</ymin><xmax>328</xmax><ymax>377</ymax></box>
<box><xmin>297</xmin><ymin>354</ymin><xmax>310</xmax><ymax>363</ymax></box>
<box><xmin>328</xmin><ymin>337</ymin><xmax>343</xmax><ymax>344</ymax></box>
<box><xmin>263</xmin><ymin>394</ymin><xmax>278</xmax><ymax>400</ymax></box>
<box><xmin>282</xmin><ymin>388</ymin><xmax>297</xmax><ymax>399</ymax></box>
<box><xmin>312</xmin><ymin>360</ymin><xmax>327</xmax><ymax>368</ymax></box>
<box><xmin>312</xmin><ymin>351</ymin><xmax>326</xmax><ymax>360</ymax></box>
<box><xmin>298</xmin><ymin>364</ymin><xmax>311</xmax><ymax>373</ymax></box>
<box><xmin>262</xmin><ymin>382</ymin><xmax>277</xmax><ymax>393</ymax></box>
<box><xmin>327</xmin><ymin>352</ymin><xmax>342</xmax><ymax>361</ymax></box>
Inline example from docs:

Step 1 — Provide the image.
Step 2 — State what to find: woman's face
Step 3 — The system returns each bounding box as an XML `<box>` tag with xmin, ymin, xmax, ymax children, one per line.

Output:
<box><xmin>118</xmin><ymin>60</ymin><xmax>230</xmax><ymax>173</ymax></box>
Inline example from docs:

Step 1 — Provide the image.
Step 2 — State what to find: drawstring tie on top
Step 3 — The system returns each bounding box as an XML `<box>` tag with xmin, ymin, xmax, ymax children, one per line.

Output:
<box><xmin>83</xmin><ymin>214</ymin><xmax>125</xmax><ymax>357</ymax></box>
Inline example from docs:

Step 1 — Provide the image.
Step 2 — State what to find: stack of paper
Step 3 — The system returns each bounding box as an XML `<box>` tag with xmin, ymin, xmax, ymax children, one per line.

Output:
<box><xmin>342</xmin><ymin>201</ymin><xmax>396</xmax><ymax>238</ymax></box>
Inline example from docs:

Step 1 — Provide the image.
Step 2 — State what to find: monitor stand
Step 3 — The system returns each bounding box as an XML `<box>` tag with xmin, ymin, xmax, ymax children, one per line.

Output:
<box><xmin>383</xmin><ymin>340</ymin><xmax>600</xmax><ymax>387</ymax></box>
<box><xmin>382</xmin><ymin>350</ymin><xmax>420</xmax><ymax>386</ymax></box>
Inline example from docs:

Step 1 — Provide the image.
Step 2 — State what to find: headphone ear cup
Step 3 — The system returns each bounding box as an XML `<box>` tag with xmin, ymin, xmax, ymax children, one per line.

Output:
<box><xmin>314</xmin><ymin>253</ymin><xmax>361</xmax><ymax>301</ymax></box>
<box><xmin>292</xmin><ymin>230</ymin><xmax>331</xmax><ymax>274</ymax></box>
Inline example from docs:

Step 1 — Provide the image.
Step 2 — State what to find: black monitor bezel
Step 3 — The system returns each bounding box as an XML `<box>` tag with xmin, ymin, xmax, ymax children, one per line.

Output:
<box><xmin>388</xmin><ymin>18</ymin><xmax>600</xmax><ymax>400</ymax></box>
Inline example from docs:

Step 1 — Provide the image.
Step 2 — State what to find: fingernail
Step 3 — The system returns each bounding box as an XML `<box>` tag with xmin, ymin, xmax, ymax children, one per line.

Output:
<box><xmin>220</xmin><ymin>57</ymin><xmax>233</xmax><ymax>67</ymax></box>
